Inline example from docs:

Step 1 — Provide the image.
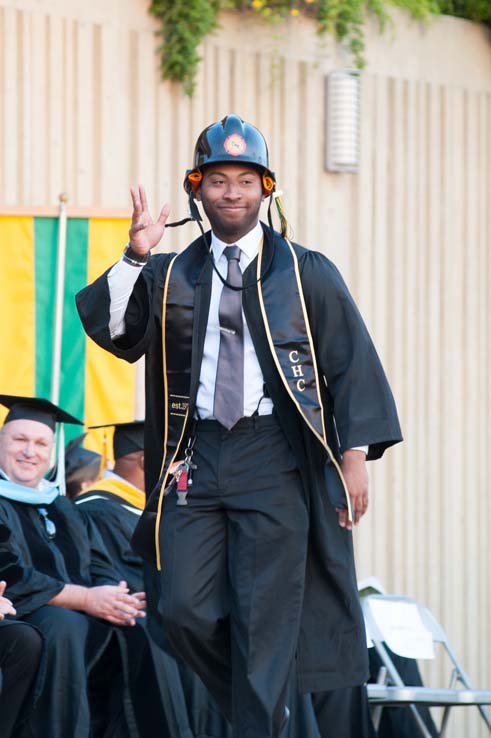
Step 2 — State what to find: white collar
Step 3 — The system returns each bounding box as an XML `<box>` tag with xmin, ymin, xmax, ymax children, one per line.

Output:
<box><xmin>211</xmin><ymin>221</ymin><xmax>263</xmax><ymax>263</ymax></box>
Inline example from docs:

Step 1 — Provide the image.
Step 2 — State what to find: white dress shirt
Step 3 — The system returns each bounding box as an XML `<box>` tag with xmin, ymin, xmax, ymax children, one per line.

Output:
<box><xmin>196</xmin><ymin>222</ymin><xmax>273</xmax><ymax>418</ymax></box>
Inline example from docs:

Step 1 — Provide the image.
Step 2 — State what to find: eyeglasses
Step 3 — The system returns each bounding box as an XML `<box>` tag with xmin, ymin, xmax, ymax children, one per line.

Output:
<box><xmin>38</xmin><ymin>507</ymin><xmax>56</xmax><ymax>540</ymax></box>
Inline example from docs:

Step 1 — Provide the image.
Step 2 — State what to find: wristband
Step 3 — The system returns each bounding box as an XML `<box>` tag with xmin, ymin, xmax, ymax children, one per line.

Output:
<box><xmin>122</xmin><ymin>243</ymin><xmax>149</xmax><ymax>267</ymax></box>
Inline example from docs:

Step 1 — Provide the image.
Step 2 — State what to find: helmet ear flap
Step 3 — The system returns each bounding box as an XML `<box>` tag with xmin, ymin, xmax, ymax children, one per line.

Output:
<box><xmin>262</xmin><ymin>174</ymin><xmax>275</xmax><ymax>196</ymax></box>
<box><xmin>185</xmin><ymin>169</ymin><xmax>203</xmax><ymax>194</ymax></box>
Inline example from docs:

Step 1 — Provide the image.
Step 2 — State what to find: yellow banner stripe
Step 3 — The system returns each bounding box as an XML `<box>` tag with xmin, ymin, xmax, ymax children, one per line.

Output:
<box><xmin>84</xmin><ymin>218</ymin><xmax>135</xmax><ymax>459</ymax></box>
<box><xmin>0</xmin><ymin>217</ymin><xmax>35</xmax><ymax>422</ymax></box>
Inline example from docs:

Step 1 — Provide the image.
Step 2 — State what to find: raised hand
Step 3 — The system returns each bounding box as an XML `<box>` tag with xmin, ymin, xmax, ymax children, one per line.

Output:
<box><xmin>129</xmin><ymin>185</ymin><xmax>171</xmax><ymax>256</ymax></box>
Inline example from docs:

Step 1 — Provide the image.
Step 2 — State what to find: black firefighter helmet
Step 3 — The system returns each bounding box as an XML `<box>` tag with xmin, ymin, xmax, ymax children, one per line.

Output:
<box><xmin>184</xmin><ymin>115</ymin><xmax>276</xmax><ymax>197</ymax></box>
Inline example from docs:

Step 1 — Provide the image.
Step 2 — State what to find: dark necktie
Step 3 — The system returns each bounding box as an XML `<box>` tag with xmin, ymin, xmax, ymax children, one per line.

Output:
<box><xmin>213</xmin><ymin>245</ymin><xmax>244</xmax><ymax>430</ymax></box>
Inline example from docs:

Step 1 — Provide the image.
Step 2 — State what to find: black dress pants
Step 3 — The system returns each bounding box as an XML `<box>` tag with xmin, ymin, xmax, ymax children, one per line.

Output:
<box><xmin>0</xmin><ymin>620</ymin><xmax>43</xmax><ymax>738</ymax></box>
<box><xmin>311</xmin><ymin>686</ymin><xmax>377</xmax><ymax>738</ymax></box>
<box><xmin>159</xmin><ymin>414</ymin><xmax>309</xmax><ymax>738</ymax></box>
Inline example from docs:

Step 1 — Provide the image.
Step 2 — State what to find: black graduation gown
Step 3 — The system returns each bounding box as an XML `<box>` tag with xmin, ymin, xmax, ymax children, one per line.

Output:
<box><xmin>0</xmin><ymin>618</ymin><xmax>45</xmax><ymax>738</ymax></box>
<box><xmin>76</xmin><ymin>487</ymin><xmax>233</xmax><ymax>738</ymax></box>
<box><xmin>76</xmin><ymin>224</ymin><xmax>402</xmax><ymax>696</ymax></box>
<box><xmin>0</xmin><ymin>493</ymin><xmax>138</xmax><ymax>738</ymax></box>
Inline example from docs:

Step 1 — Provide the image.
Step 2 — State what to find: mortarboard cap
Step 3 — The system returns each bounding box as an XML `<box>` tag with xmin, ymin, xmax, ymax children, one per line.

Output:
<box><xmin>0</xmin><ymin>395</ymin><xmax>83</xmax><ymax>431</ymax></box>
<box><xmin>65</xmin><ymin>433</ymin><xmax>102</xmax><ymax>480</ymax></box>
<box><xmin>89</xmin><ymin>420</ymin><xmax>144</xmax><ymax>460</ymax></box>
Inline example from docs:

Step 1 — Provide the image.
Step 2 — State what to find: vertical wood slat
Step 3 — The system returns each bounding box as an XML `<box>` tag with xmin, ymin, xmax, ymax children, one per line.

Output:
<box><xmin>0</xmin><ymin>7</ymin><xmax>18</xmax><ymax>203</ymax></box>
<box><xmin>354</xmin><ymin>71</ymin><xmax>376</xmax><ymax>577</ymax></box>
<box><xmin>19</xmin><ymin>9</ymin><xmax>32</xmax><ymax>203</ymax></box>
<box><xmin>47</xmin><ymin>14</ymin><xmax>63</xmax><ymax>204</ymax></box>
<box><xmin>98</xmin><ymin>23</ymin><xmax>129</xmax><ymax>207</ymax></box>
<box><xmin>63</xmin><ymin>16</ymin><xmax>75</xmax><ymax>207</ymax></box>
<box><xmin>479</xmin><ymin>93</ymin><xmax>491</xmax><ymax>696</ymax></box>
<box><xmin>386</xmin><ymin>76</ymin><xmax>405</xmax><ymax>592</ymax></box>
<box><xmin>426</xmin><ymin>81</ymin><xmax>443</xmax><ymax>620</ymax></box>
<box><xmin>29</xmin><ymin>10</ymin><xmax>47</xmax><ymax>204</ymax></box>
<box><xmin>75</xmin><ymin>20</ymin><xmax>94</xmax><ymax>205</ymax></box>
<box><xmin>371</xmin><ymin>74</ymin><xmax>390</xmax><ymax>583</ymax></box>
<box><xmin>464</xmin><ymin>91</ymin><xmax>479</xmax><ymax>725</ymax></box>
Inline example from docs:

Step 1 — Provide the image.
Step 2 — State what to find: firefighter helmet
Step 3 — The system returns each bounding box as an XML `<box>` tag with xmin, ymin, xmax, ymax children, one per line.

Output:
<box><xmin>184</xmin><ymin>115</ymin><xmax>276</xmax><ymax>196</ymax></box>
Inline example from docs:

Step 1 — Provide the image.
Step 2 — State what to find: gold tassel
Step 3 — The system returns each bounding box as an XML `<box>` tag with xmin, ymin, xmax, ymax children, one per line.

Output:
<box><xmin>273</xmin><ymin>190</ymin><xmax>289</xmax><ymax>238</ymax></box>
<box><xmin>98</xmin><ymin>428</ymin><xmax>110</xmax><ymax>479</ymax></box>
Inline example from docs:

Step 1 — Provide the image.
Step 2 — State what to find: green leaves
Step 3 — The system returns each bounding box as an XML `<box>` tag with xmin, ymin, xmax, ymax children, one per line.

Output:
<box><xmin>148</xmin><ymin>0</ymin><xmax>491</xmax><ymax>95</ymax></box>
<box><xmin>439</xmin><ymin>0</ymin><xmax>491</xmax><ymax>22</ymax></box>
<box><xmin>150</xmin><ymin>0</ymin><xmax>222</xmax><ymax>95</ymax></box>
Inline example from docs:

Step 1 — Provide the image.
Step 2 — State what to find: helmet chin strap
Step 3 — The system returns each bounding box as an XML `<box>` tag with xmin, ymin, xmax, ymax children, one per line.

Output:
<box><xmin>165</xmin><ymin>191</ymin><xmax>276</xmax><ymax>293</ymax></box>
<box><xmin>162</xmin><ymin>189</ymin><xmax>203</xmax><ymax>230</ymax></box>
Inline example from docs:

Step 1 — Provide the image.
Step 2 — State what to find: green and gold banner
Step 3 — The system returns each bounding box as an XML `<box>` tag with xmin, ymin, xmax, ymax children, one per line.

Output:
<box><xmin>0</xmin><ymin>215</ymin><xmax>135</xmax><ymax>451</ymax></box>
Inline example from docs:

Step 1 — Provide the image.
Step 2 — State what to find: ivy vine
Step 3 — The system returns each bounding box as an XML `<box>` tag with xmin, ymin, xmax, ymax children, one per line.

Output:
<box><xmin>149</xmin><ymin>0</ymin><xmax>491</xmax><ymax>95</ymax></box>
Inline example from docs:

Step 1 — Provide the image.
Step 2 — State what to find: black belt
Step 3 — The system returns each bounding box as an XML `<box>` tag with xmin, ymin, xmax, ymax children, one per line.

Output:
<box><xmin>195</xmin><ymin>414</ymin><xmax>277</xmax><ymax>433</ymax></box>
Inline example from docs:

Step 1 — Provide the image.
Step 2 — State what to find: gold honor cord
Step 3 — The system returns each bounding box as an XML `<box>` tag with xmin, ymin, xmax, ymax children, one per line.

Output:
<box><xmin>256</xmin><ymin>240</ymin><xmax>353</xmax><ymax>523</ymax></box>
<box><xmin>155</xmin><ymin>252</ymin><xmax>180</xmax><ymax>571</ymax></box>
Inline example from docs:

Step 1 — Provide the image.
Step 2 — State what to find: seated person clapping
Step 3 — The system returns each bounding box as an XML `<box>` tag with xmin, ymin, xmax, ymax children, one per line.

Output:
<box><xmin>0</xmin><ymin>395</ymin><xmax>145</xmax><ymax>738</ymax></box>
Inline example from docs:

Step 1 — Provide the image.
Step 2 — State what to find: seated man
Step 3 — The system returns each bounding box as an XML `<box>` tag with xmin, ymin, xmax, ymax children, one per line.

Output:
<box><xmin>64</xmin><ymin>433</ymin><xmax>102</xmax><ymax>499</ymax></box>
<box><xmin>0</xmin><ymin>580</ymin><xmax>43</xmax><ymax>738</ymax></box>
<box><xmin>77</xmin><ymin>420</ymin><xmax>233</xmax><ymax>738</ymax></box>
<box><xmin>0</xmin><ymin>395</ymin><xmax>146</xmax><ymax>738</ymax></box>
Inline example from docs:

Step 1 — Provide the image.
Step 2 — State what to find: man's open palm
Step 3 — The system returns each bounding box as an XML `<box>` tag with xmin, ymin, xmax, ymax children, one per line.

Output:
<box><xmin>129</xmin><ymin>185</ymin><xmax>170</xmax><ymax>255</ymax></box>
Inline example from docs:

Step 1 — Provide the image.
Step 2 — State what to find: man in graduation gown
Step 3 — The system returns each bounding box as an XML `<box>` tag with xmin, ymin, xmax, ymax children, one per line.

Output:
<box><xmin>75</xmin><ymin>422</ymin><xmax>147</xmax><ymax>595</ymax></box>
<box><xmin>75</xmin><ymin>420</ymin><xmax>233</xmax><ymax>738</ymax></box>
<box><xmin>65</xmin><ymin>433</ymin><xmax>102</xmax><ymax>499</ymax></box>
<box><xmin>0</xmin><ymin>580</ymin><xmax>44</xmax><ymax>738</ymax></box>
<box><xmin>0</xmin><ymin>395</ymin><xmax>146</xmax><ymax>738</ymax></box>
<box><xmin>76</xmin><ymin>115</ymin><xmax>403</xmax><ymax>738</ymax></box>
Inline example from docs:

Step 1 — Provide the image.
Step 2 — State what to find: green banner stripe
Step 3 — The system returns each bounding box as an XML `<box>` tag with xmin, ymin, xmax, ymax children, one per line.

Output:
<box><xmin>34</xmin><ymin>218</ymin><xmax>58</xmax><ymax>400</ymax></box>
<box><xmin>59</xmin><ymin>218</ymin><xmax>88</xmax><ymax>432</ymax></box>
<box><xmin>34</xmin><ymin>217</ymin><xmax>89</xmax><ymax>442</ymax></box>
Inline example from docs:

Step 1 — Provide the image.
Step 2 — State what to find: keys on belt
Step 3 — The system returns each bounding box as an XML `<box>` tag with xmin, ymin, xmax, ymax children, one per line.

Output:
<box><xmin>173</xmin><ymin>435</ymin><xmax>197</xmax><ymax>506</ymax></box>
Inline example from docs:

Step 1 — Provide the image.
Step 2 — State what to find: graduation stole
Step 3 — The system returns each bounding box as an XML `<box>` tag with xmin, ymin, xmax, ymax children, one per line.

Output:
<box><xmin>255</xmin><ymin>237</ymin><xmax>350</xmax><ymax>515</ymax></box>
<box><xmin>0</xmin><ymin>476</ymin><xmax>59</xmax><ymax>505</ymax></box>
<box><xmin>148</xmin><ymin>234</ymin><xmax>350</xmax><ymax>570</ymax></box>
<box><xmin>81</xmin><ymin>478</ymin><xmax>145</xmax><ymax>511</ymax></box>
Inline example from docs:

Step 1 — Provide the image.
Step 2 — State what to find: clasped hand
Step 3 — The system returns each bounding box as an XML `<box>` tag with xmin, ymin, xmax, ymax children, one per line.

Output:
<box><xmin>85</xmin><ymin>580</ymin><xmax>146</xmax><ymax>627</ymax></box>
<box><xmin>0</xmin><ymin>580</ymin><xmax>16</xmax><ymax>620</ymax></box>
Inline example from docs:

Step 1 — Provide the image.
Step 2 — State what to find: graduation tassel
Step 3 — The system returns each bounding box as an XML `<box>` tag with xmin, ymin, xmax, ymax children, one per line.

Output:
<box><xmin>273</xmin><ymin>191</ymin><xmax>289</xmax><ymax>238</ymax></box>
<box><xmin>98</xmin><ymin>428</ymin><xmax>110</xmax><ymax>479</ymax></box>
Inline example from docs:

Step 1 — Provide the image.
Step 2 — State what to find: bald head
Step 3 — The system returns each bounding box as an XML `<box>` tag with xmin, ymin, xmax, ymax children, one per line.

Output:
<box><xmin>113</xmin><ymin>450</ymin><xmax>145</xmax><ymax>492</ymax></box>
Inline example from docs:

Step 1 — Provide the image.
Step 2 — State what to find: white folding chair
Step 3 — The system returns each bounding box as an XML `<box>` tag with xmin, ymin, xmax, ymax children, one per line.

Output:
<box><xmin>362</xmin><ymin>594</ymin><xmax>491</xmax><ymax>738</ymax></box>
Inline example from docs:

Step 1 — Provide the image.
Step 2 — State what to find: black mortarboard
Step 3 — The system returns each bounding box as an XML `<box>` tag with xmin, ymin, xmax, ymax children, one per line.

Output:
<box><xmin>89</xmin><ymin>421</ymin><xmax>144</xmax><ymax>460</ymax></box>
<box><xmin>0</xmin><ymin>395</ymin><xmax>83</xmax><ymax>431</ymax></box>
<box><xmin>65</xmin><ymin>433</ymin><xmax>102</xmax><ymax>480</ymax></box>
